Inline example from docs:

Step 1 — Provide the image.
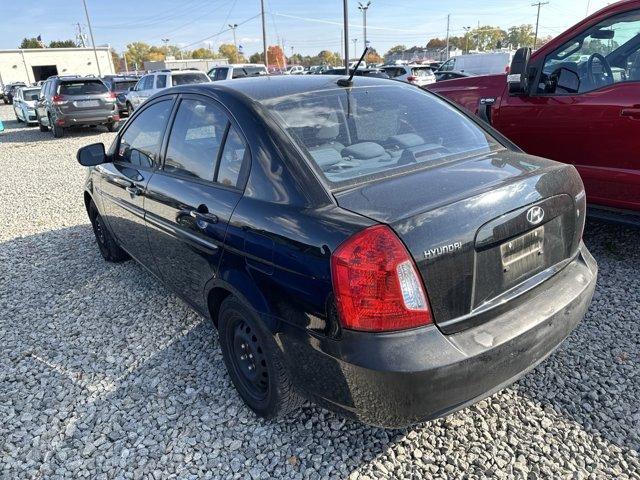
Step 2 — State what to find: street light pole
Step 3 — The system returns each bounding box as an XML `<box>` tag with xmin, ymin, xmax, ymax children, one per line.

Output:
<box><xmin>358</xmin><ymin>1</ymin><xmax>371</xmax><ymax>48</ymax></box>
<box><xmin>261</xmin><ymin>0</ymin><xmax>268</xmax><ymax>67</ymax></box>
<box><xmin>228</xmin><ymin>24</ymin><xmax>238</xmax><ymax>52</ymax></box>
<box><xmin>343</xmin><ymin>0</ymin><xmax>349</xmax><ymax>68</ymax></box>
<box><xmin>352</xmin><ymin>38</ymin><xmax>358</xmax><ymax>58</ymax></box>
<box><xmin>82</xmin><ymin>0</ymin><xmax>102</xmax><ymax>76</ymax></box>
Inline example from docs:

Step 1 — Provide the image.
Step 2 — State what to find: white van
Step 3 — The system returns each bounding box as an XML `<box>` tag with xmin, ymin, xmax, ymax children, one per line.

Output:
<box><xmin>437</xmin><ymin>52</ymin><xmax>514</xmax><ymax>76</ymax></box>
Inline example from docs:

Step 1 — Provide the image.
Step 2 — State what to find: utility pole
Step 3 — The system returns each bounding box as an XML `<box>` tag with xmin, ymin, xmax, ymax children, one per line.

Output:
<box><xmin>75</xmin><ymin>23</ymin><xmax>87</xmax><ymax>48</ymax></box>
<box><xmin>352</xmin><ymin>38</ymin><xmax>358</xmax><ymax>59</ymax></box>
<box><xmin>228</xmin><ymin>24</ymin><xmax>238</xmax><ymax>51</ymax></box>
<box><xmin>532</xmin><ymin>1</ymin><xmax>549</xmax><ymax>50</ymax></box>
<box><xmin>261</xmin><ymin>0</ymin><xmax>268</xmax><ymax>67</ymax></box>
<box><xmin>343</xmin><ymin>0</ymin><xmax>349</xmax><ymax>68</ymax></box>
<box><xmin>445</xmin><ymin>14</ymin><xmax>450</xmax><ymax>60</ymax></box>
<box><xmin>82</xmin><ymin>0</ymin><xmax>101</xmax><ymax>76</ymax></box>
<box><xmin>340</xmin><ymin>29</ymin><xmax>344</xmax><ymax>61</ymax></box>
<box><xmin>358</xmin><ymin>2</ymin><xmax>371</xmax><ymax>48</ymax></box>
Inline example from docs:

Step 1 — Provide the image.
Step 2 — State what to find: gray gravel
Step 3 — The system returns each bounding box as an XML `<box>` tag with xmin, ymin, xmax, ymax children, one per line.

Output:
<box><xmin>1</xmin><ymin>103</ymin><xmax>638</xmax><ymax>479</ymax></box>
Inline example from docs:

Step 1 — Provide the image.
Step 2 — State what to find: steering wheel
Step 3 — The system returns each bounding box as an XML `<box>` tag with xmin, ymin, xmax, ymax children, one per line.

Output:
<box><xmin>587</xmin><ymin>53</ymin><xmax>614</xmax><ymax>87</ymax></box>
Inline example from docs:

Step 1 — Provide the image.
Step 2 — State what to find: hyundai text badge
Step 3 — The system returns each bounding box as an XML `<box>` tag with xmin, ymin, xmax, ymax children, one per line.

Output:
<box><xmin>526</xmin><ymin>206</ymin><xmax>545</xmax><ymax>225</ymax></box>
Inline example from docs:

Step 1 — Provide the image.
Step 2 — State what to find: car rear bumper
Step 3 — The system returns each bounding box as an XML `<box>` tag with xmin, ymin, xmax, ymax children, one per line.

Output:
<box><xmin>55</xmin><ymin>109</ymin><xmax>119</xmax><ymax>126</ymax></box>
<box><xmin>279</xmin><ymin>242</ymin><xmax>597</xmax><ymax>428</ymax></box>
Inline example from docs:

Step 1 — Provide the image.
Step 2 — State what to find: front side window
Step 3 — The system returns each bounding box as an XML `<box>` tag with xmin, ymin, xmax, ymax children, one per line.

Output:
<box><xmin>262</xmin><ymin>84</ymin><xmax>501</xmax><ymax>185</ymax></box>
<box><xmin>215</xmin><ymin>68</ymin><xmax>228</xmax><ymax>81</ymax></box>
<box><xmin>140</xmin><ymin>76</ymin><xmax>154</xmax><ymax>90</ymax></box>
<box><xmin>540</xmin><ymin>9</ymin><xmax>640</xmax><ymax>95</ymax></box>
<box><xmin>164</xmin><ymin>99</ymin><xmax>227</xmax><ymax>180</ymax></box>
<box><xmin>118</xmin><ymin>100</ymin><xmax>172</xmax><ymax>168</ymax></box>
<box><xmin>156</xmin><ymin>75</ymin><xmax>167</xmax><ymax>89</ymax></box>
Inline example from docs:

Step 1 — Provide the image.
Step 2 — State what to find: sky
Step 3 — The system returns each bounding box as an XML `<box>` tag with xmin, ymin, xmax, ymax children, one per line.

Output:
<box><xmin>0</xmin><ymin>0</ymin><xmax>613</xmax><ymax>57</ymax></box>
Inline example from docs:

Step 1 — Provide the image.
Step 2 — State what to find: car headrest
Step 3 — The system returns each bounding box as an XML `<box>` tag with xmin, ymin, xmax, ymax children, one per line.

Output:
<box><xmin>317</xmin><ymin>122</ymin><xmax>340</xmax><ymax>140</ymax></box>
<box><xmin>388</xmin><ymin>133</ymin><xmax>425</xmax><ymax>149</ymax></box>
<box><xmin>308</xmin><ymin>147</ymin><xmax>342</xmax><ymax>169</ymax></box>
<box><xmin>341</xmin><ymin>142</ymin><xmax>387</xmax><ymax>160</ymax></box>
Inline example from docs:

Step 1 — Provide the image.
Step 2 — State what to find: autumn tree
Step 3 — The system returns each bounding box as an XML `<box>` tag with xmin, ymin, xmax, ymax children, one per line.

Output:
<box><xmin>218</xmin><ymin>44</ymin><xmax>245</xmax><ymax>63</ymax></box>
<box><xmin>267</xmin><ymin>45</ymin><xmax>286</xmax><ymax>67</ymax></box>
<box><xmin>317</xmin><ymin>50</ymin><xmax>341</xmax><ymax>66</ymax></box>
<box><xmin>191</xmin><ymin>47</ymin><xmax>217</xmax><ymax>59</ymax></box>
<box><xmin>385</xmin><ymin>45</ymin><xmax>407</xmax><ymax>56</ymax></box>
<box><xmin>426</xmin><ymin>38</ymin><xmax>446</xmax><ymax>49</ymax></box>
<box><xmin>365</xmin><ymin>48</ymin><xmax>383</xmax><ymax>65</ymax></box>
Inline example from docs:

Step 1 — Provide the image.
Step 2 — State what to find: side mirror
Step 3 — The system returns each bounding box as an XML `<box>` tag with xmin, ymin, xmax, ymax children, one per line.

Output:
<box><xmin>77</xmin><ymin>143</ymin><xmax>107</xmax><ymax>167</ymax></box>
<box><xmin>507</xmin><ymin>47</ymin><xmax>532</xmax><ymax>95</ymax></box>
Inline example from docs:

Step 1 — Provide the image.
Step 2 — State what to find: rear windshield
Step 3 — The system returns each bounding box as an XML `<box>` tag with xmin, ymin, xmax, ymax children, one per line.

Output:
<box><xmin>411</xmin><ymin>67</ymin><xmax>434</xmax><ymax>76</ymax></box>
<box><xmin>59</xmin><ymin>80</ymin><xmax>108</xmax><ymax>95</ymax></box>
<box><xmin>22</xmin><ymin>88</ymin><xmax>40</xmax><ymax>101</ymax></box>
<box><xmin>113</xmin><ymin>80</ymin><xmax>137</xmax><ymax>92</ymax></box>
<box><xmin>262</xmin><ymin>84</ymin><xmax>501</xmax><ymax>186</ymax></box>
<box><xmin>232</xmin><ymin>66</ymin><xmax>267</xmax><ymax>79</ymax></box>
<box><xmin>171</xmin><ymin>73</ymin><xmax>209</xmax><ymax>86</ymax></box>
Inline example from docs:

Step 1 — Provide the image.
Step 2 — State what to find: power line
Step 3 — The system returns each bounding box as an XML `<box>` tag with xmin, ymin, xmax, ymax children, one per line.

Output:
<box><xmin>180</xmin><ymin>14</ymin><xmax>261</xmax><ymax>50</ymax></box>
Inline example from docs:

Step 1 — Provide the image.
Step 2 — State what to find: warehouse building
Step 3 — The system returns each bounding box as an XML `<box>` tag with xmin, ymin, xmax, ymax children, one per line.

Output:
<box><xmin>143</xmin><ymin>57</ymin><xmax>229</xmax><ymax>73</ymax></box>
<box><xmin>0</xmin><ymin>47</ymin><xmax>114</xmax><ymax>86</ymax></box>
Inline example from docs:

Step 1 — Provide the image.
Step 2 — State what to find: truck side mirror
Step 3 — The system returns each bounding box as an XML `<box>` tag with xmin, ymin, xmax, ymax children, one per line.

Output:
<box><xmin>508</xmin><ymin>47</ymin><xmax>532</xmax><ymax>95</ymax></box>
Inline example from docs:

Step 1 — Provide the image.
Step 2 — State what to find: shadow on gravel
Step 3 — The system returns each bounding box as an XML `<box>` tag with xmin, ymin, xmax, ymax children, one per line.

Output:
<box><xmin>515</xmin><ymin>219</ymin><xmax>639</xmax><ymax>453</ymax></box>
<box><xmin>0</xmin><ymin>116</ymin><xmax>116</xmax><ymax>144</ymax></box>
<box><xmin>1</xmin><ymin>220</ymin><xmax>638</xmax><ymax>477</ymax></box>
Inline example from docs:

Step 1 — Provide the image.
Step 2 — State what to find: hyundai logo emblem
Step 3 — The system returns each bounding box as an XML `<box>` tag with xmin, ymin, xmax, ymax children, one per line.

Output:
<box><xmin>526</xmin><ymin>206</ymin><xmax>545</xmax><ymax>225</ymax></box>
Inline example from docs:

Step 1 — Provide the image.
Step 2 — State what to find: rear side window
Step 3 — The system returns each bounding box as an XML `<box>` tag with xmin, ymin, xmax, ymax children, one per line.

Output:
<box><xmin>263</xmin><ymin>84</ymin><xmax>501</xmax><ymax>185</ymax></box>
<box><xmin>156</xmin><ymin>75</ymin><xmax>167</xmax><ymax>88</ymax></box>
<box><xmin>171</xmin><ymin>73</ymin><xmax>209</xmax><ymax>86</ymax></box>
<box><xmin>232</xmin><ymin>66</ymin><xmax>266</xmax><ymax>79</ymax></box>
<box><xmin>59</xmin><ymin>80</ymin><xmax>108</xmax><ymax>95</ymax></box>
<box><xmin>216</xmin><ymin>126</ymin><xmax>247</xmax><ymax>188</ymax></box>
<box><xmin>164</xmin><ymin>99</ymin><xmax>227</xmax><ymax>180</ymax></box>
<box><xmin>118</xmin><ymin>100</ymin><xmax>173</xmax><ymax>168</ymax></box>
<box><xmin>113</xmin><ymin>80</ymin><xmax>137</xmax><ymax>92</ymax></box>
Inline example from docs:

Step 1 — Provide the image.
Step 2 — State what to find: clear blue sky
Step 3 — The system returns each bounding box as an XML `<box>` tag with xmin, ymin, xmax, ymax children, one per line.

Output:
<box><xmin>1</xmin><ymin>0</ymin><xmax>611</xmax><ymax>56</ymax></box>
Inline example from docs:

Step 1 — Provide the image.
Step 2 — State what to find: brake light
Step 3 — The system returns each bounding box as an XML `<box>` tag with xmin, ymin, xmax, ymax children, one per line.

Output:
<box><xmin>52</xmin><ymin>94</ymin><xmax>65</xmax><ymax>105</ymax></box>
<box><xmin>407</xmin><ymin>75</ymin><xmax>417</xmax><ymax>83</ymax></box>
<box><xmin>505</xmin><ymin>65</ymin><xmax>510</xmax><ymax>74</ymax></box>
<box><xmin>331</xmin><ymin>225</ymin><xmax>432</xmax><ymax>332</ymax></box>
<box><xmin>107</xmin><ymin>92</ymin><xmax>117</xmax><ymax>101</ymax></box>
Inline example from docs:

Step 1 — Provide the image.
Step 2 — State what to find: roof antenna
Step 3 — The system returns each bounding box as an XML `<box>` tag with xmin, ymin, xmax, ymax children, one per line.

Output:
<box><xmin>337</xmin><ymin>47</ymin><xmax>369</xmax><ymax>87</ymax></box>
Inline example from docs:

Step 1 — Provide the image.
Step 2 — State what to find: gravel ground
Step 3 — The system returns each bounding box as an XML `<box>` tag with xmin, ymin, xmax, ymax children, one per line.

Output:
<box><xmin>0</xmin><ymin>103</ymin><xmax>638</xmax><ymax>479</ymax></box>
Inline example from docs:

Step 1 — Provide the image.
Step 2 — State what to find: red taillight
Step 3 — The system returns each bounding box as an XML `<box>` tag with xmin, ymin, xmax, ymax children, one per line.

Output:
<box><xmin>505</xmin><ymin>65</ymin><xmax>510</xmax><ymax>74</ymax></box>
<box><xmin>407</xmin><ymin>75</ymin><xmax>417</xmax><ymax>83</ymax></box>
<box><xmin>330</xmin><ymin>225</ymin><xmax>432</xmax><ymax>332</ymax></box>
<box><xmin>52</xmin><ymin>94</ymin><xmax>64</xmax><ymax>105</ymax></box>
<box><xmin>107</xmin><ymin>92</ymin><xmax>117</xmax><ymax>101</ymax></box>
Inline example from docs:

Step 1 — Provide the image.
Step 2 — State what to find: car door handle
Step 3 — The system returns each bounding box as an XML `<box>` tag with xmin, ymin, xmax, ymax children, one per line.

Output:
<box><xmin>189</xmin><ymin>210</ymin><xmax>218</xmax><ymax>224</ymax></box>
<box><xmin>621</xmin><ymin>106</ymin><xmax>640</xmax><ymax>119</ymax></box>
<box><xmin>125</xmin><ymin>185</ymin><xmax>143</xmax><ymax>196</ymax></box>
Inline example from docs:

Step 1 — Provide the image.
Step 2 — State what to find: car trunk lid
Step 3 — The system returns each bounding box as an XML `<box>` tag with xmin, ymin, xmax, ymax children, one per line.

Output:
<box><xmin>333</xmin><ymin>150</ymin><xmax>585</xmax><ymax>332</ymax></box>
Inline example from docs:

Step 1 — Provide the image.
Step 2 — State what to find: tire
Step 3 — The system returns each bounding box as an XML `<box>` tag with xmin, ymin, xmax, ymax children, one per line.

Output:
<box><xmin>106</xmin><ymin>121</ymin><xmax>116</xmax><ymax>132</ymax></box>
<box><xmin>89</xmin><ymin>201</ymin><xmax>129</xmax><ymax>262</ymax></box>
<box><xmin>52</xmin><ymin>121</ymin><xmax>64</xmax><ymax>138</ymax></box>
<box><xmin>218</xmin><ymin>297</ymin><xmax>303</xmax><ymax>419</ymax></box>
<box><xmin>38</xmin><ymin>120</ymin><xmax>48</xmax><ymax>132</ymax></box>
<box><xmin>2</xmin><ymin>98</ymin><xmax>8</xmax><ymax>105</ymax></box>
<box><xmin>15</xmin><ymin>113</ymin><xmax>23</xmax><ymax>123</ymax></box>
<box><xmin>127</xmin><ymin>103</ymin><xmax>134</xmax><ymax>116</ymax></box>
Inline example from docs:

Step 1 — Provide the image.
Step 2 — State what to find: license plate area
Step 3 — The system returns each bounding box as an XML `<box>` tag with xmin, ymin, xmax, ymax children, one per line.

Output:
<box><xmin>74</xmin><ymin>100</ymin><xmax>99</xmax><ymax>108</ymax></box>
<box><xmin>500</xmin><ymin>226</ymin><xmax>544</xmax><ymax>280</ymax></box>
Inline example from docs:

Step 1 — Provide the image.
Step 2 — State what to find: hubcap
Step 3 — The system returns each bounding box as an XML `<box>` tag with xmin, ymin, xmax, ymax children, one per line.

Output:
<box><xmin>231</xmin><ymin>319</ymin><xmax>268</xmax><ymax>399</ymax></box>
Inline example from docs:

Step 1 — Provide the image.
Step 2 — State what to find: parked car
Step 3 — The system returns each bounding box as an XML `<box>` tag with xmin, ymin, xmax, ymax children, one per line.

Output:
<box><xmin>307</xmin><ymin>65</ymin><xmax>332</xmax><ymax>74</ymax></box>
<box><xmin>428</xmin><ymin>0</ymin><xmax>640</xmax><ymax>218</ymax></box>
<box><xmin>284</xmin><ymin>65</ymin><xmax>305</xmax><ymax>75</ymax></box>
<box><xmin>434</xmin><ymin>70</ymin><xmax>474</xmax><ymax>82</ymax></box>
<box><xmin>102</xmin><ymin>75</ymin><xmax>140</xmax><ymax>116</ymax></box>
<box><xmin>2</xmin><ymin>82</ymin><xmax>27</xmax><ymax>104</ymax></box>
<box><xmin>208</xmin><ymin>64</ymin><xmax>268</xmax><ymax>81</ymax></box>
<box><xmin>35</xmin><ymin>76</ymin><xmax>119</xmax><ymax>138</ymax></box>
<box><xmin>322</xmin><ymin>67</ymin><xmax>390</xmax><ymax>78</ymax></box>
<box><xmin>12</xmin><ymin>86</ymin><xmax>41</xmax><ymax>124</ymax></box>
<box><xmin>77</xmin><ymin>75</ymin><xmax>596</xmax><ymax>427</ymax></box>
<box><xmin>126</xmin><ymin>69</ymin><xmax>211</xmax><ymax>114</ymax></box>
<box><xmin>381</xmin><ymin>64</ymin><xmax>436</xmax><ymax>86</ymax></box>
<box><xmin>437</xmin><ymin>52</ymin><xmax>514</xmax><ymax>76</ymax></box>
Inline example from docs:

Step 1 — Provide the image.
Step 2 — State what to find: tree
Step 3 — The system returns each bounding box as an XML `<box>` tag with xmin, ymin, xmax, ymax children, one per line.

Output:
<box><xmin>385</xmin><ymin>45</ymin><xmax>407</xmax><ymax>56</ymax></box>
<box><xmin>507</xmin><ymin>25</ymin><xmax>535</xmax><ymax>49</ymax></box>
<box><xmin>49</xmin><ymin>40</ymin><xmax>78</xmax><ymax>48</ymax></box>
<box><xmin>191</xmin><ymin>47</ymin><xmax>216</xmax><ymax>59</ymax></box>
<box><xmin>148</xmin><ymin>46</ymin><xmax>166</xmax><ymax>62</ymax></box>
<box><xmin>426</xmin><ymin>38</ymin><xmax>446</xmax><ymax>49</ymax></box>
<box><xmin>267</xmin><ymin>45</ymin><xmax>286</xmax><ymax>67</ymax></box>
<box><xmin>317</xmin><ymin>50</ymin><xmax>341</xmax><ymax>66</ymax></box>
<box><xmin>470</xmin><ymin>25</ymin><xmax>507</xmax><ymax>51</ymax></box>
<box><xmin>249</xmin><ymin>52</ymin><xmax>264</xmax><ymax>63</ymax></box>
<box><xmin>218</xmin><ymin>44</ymin><xmax>245</xmax><ymax>63</ymax></box>
<box><xmin>20</xmin><ymin>37</ymin><xmax>43</xmax><ymax>49</ymax></box>
<box><xmin>289</xmin><ymin>53</ymin><xmax>304</xmax><ymax>65</ymax></box>
<box><xmin>124</xmin><ymin>42</ymin><xmax>152</xmax><ymax>69</ymax></box>
<box><xmin>110</xmin><ymin>48</ymin><xmax>122</xmax><ymax>72</ymax></box>
<box><xmin>365</xmin><ymin>48</ymin><xmax>383</xmax><ymax>65</ymax></box>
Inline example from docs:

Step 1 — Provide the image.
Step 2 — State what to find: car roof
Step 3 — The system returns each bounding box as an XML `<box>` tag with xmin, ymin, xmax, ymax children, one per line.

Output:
<box><xmin>166</xmin><ymin>74</ymin><xmax>401</xmax><ymax>102</ymax></box>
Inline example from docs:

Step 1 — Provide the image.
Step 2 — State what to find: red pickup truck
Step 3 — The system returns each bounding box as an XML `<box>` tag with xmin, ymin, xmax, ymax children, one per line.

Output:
<box><xmin>428</xmin><ymin>0</ymin><xmax>640</xmax><ymax>220</ymax></box>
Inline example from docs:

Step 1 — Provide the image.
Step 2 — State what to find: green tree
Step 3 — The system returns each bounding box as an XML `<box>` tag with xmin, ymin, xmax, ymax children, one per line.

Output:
<box><xmin>191</xmin><ymin>47</ymin><xmax>217</xmax><ymax>59</ymax></box>
<box><xmin>124</xmin><ymin>42</ymin><xmax>152</xmax><ymax>68</ymax></box>
<box><xmin>470</xmin><ymin>26</ymin><xmax>507</xmax><ymax>51</ymax></box>
<box><xmin>20</xmin><ymin>37</ymin><xmax>42</xmax><ymax>48</ymax></box>
<box><xmin>110</xmin><ymin>48</ymin><xmax>122</xmax><ymax>72</ymax></box>
<box><xmin>385</xmin><ymin>44</ymin><xmax>407</xmax><ymax>57</ymax></box>
<box><xmin>317</xmin><ymin>50</ymin><xmax>341</xmax><ymax>66</ymax></box>
<box><xmin>249</xmin><ymin>52</ymin><xmax>264</xmax><ymax>63</ymax></box>
<box><xmin>218</xmin><ymin>44</ymin><xmax>245</xmax><ymax>63</ymax></box>
<box><xmin>49</xmin><ymin>40</ymin><xmax>78</xmax><ymax>48</ymax></box>
<box><xmin>507</xmin><ymin>25</ymin><xmax>535</xmax><ymax>49</ymax></box>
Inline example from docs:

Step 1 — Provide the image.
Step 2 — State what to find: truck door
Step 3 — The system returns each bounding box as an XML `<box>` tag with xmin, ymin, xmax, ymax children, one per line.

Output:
<box><xmin>496</xmin><ymin>8</ymin><xmax>640</xmax><ymax>212</ymax></box>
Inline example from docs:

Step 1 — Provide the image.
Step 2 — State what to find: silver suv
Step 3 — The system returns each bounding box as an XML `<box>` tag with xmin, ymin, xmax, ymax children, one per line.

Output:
<box><xmin>125</xmin><ymin>69</ymin><xmax>211</xmax><ymax>114</ymax></box>
<box><xmin>35</xmin><ymin>76</ymin><xmax>119</xmax><ymax>138</ymax></box>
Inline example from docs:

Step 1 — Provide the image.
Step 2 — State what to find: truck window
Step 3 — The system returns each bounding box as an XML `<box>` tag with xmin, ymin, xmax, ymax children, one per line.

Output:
<box><xmin>539</xmin><ymin>9</ymin><xmax>640</xmax><ymax>95</ymax></box>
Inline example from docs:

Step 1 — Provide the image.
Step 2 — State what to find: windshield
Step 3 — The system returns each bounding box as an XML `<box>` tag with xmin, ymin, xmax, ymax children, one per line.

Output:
<box><xmin>171</xmin><ymin>73</ymin><xmax>209</xmax><ymax>86</ymax></box>
<box><xmin>113</xmin><ymin>80</ymin><xmax>137</xmax><ymax>92</ymax></box>
<box><xmin>22</xmin><ymin>88</ymin><xmax>40</xmax><ymax>101</ymax></box>
<box><xmin>262</xmin><ymin>84</ymin><xmax>501</xmax><ymax>185</ymax></box>
<box><xmin>59</xmin><ymin>80</ymin><xmax>108</xmax><ymax>95</ymax></box>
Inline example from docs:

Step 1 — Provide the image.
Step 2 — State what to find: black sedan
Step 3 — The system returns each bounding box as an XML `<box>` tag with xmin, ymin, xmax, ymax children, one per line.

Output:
<box><xmin>77</xmin><ymin>75</ymin><xmax>597</xmax><ymax>427</ymax></box>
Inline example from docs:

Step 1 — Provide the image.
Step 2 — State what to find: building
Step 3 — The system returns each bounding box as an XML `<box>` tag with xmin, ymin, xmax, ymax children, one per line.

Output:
<box><xmin>0</xmin><ymin>47</ymin><xmax>114</xmax><ymax>87</ymax></box>
<box><xmin>143</xmin><ymin>57</ymin><xmax>229</xmax><ymax>73</ymax></box>
<box><xmin>384</xmin><ymin>46</ymin><xmax>463</xmax><ymax>64</ymax></box>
